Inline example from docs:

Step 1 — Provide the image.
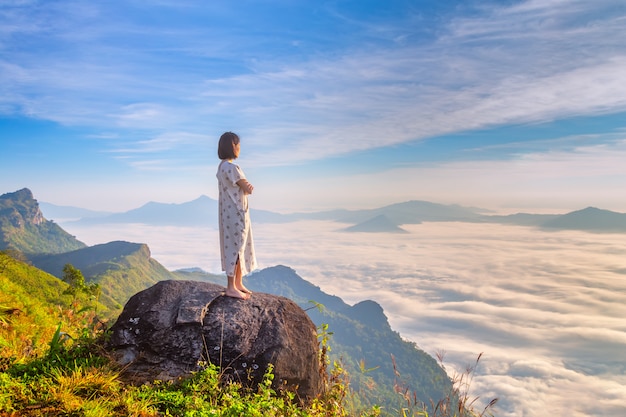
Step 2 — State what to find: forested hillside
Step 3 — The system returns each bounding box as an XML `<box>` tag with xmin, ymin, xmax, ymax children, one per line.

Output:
<box><xmin>30</xmin><ymin>241</ymin><xmax>177</xmax><ymax>309</ymax></box>
<box><xmin>0</xmin><ymin>188</ymin><xmax>483</xmax><ymax>416</ymax></box>
<box><xmin>0</xmin><ymin>189</ymin><xmax>86</xmax><ymax>255</ymax></box>
<box><xmin>176</xmin><ymin>266</ymin><xmax>454</xmax><ymax>413</ymax></box>
<box><xmin>0</xmin><ymin>252</ymin><xmax>111</xmax><ymax>359</ymax></box>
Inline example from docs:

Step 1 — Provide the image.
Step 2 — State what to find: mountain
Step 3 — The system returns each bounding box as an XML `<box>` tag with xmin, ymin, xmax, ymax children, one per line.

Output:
<box><xmin>72</xmin><ymin>195</ymin><xmax>218</xmax><ymax>227</ymax></box>
<box><xmin>30</xmin><ymin>241</ymin><xmax>177</xmax><ymax>309</ymax></box>
<box><xmin>65</xmin><ymin>195</ymin><xmax>289</xmax><ymax>227</ymax></box>
<box><xmin>61</xmin><ymin>197</ymin><xmax>488</xmax><ymax>229</ymax></box>
<box><xmin>541</xmin><ymin>207</ymin><xmax>626</xmax><ymax>232</ymax></box>
<box><xmin>39</xmin><ymin>201</ymin><xmax>112</xmax><ymax>221</ymax></box>
<box><xmin>0</xmin><ymin>188</ymin><xmax>87</xmax><ymax>254</ymax></box>
<box><xmin>176</xmin><ymin>265</ymin><xmax>452</xmax><ymax>412</ymax></box>
<box><xmin>342</xmin><ymin>214</ymin><xmax>409</xmax><ymax>233</ymax></box>
<box><xmin>483</xmin><ymin>212</ymin><xmax>559</xmax><ymax>227</ymax></box>
<box><xmin>2</xmin><ymin>188</ymin><xmax>451</xmax><ymax>413</ymax></box>
<box><xmin>290</xmin><ymin>200</ymin><xmax>488</xmax><ymax>225</ymax></box>
<box><xmin>0</xmin><ymin>251</ymin><xmax>116</xmax><ymax>358</ymax></box>
<box><xmin>36</xmin><ymin>192</ymin><xmax>626</xmax><ymax>234</ymax></box>
<box><xmin>1</xmin><ymin>188</ymin><xmax>181</xmax><ymax>308</ymax></box>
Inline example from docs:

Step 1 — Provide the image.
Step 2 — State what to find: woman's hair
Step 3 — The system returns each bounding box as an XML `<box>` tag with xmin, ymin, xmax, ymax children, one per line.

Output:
<box><xmin>218</xmin><ymin>131</ymin><xmax>240</xmax><ymax>160</ymax></box>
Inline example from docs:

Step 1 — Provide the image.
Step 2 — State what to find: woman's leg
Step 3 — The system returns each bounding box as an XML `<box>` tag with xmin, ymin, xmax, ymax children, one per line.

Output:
<box><xmin>225</xmin><ymin>274</ymin><xmax>249</xmax><ymax>299</ymax></box>
<box><xmin>225</xmin><ymin>258</ymin><xmax>249</xmax><ymax>299</ymax></box>
<box><xmin>234</xmin><ymin>257</ymin><xmax>252</xmax><ymax>294</ymax></box>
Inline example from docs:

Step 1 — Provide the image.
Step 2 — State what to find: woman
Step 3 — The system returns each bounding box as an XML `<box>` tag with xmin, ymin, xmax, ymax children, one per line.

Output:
<box><xmin>216</xmin><ymin>131</ymin><xmax>257</xmax><ymax>299</ymax></box>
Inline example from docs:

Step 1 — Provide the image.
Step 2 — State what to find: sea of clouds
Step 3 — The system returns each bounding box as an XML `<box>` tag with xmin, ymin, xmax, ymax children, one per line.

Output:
<box><xmin>62</xmin><ymin>220</ymin><xmax>626</xmax><ymax>417</ymax></box>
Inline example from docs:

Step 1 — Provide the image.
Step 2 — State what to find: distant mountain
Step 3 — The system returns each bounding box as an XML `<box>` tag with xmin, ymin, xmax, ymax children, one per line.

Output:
<box><xmin>39</xmin><ymin>202</ymin><xmax>112</xmax><ymax>221</ymax></box>
<box><xmin>0</xmin><ymin>189</ymin><xmax>181</xmax><ymax>307</ymax></box>
<box><xmin>2</xmin><ymin>187</ymin><xmax>452</xmax><ymax>412</ymax></box>
<box><xmin>35</xmin><ymin>191</ymin><xmax>626</xmax><ymax>234</ymax></box>
<box><xmin>30</xmin><ymin>241</ymin><xmax>177</xmax><ymax>308</ymax></box>
<box><xmin>72</xmin><ymin>195</ymin><xmax>218</xmax><ymax>227</ymax></box>
<box><xmin>65</xmin><ymin>197</ymin><xmax>488</xmax><ymax>229</ymax></box>
<box><xmin>0</xmin><ymin>188</ymin><xmax>87</xmax><ymax>254</ymax></box>
<box><xmin>292</xmin><ymin>200</ymin><xmax>488</xmax><ymax>225</ymax></box>
<box><xmin>177</xmin><ymin>265</ymin><xmax>452</xmax><ymax>412</ymax></box>
<box><xmin>342</xmin><ymin>214</ymin><xmax>409</xmax><ymax>233</ymax></box>
<box><xmin>541</xmin><ymin>207</ymin><xmax>626</xmax><ymax>232</ymax></box>
<box><xmin>68</xmin><ymin>195</ymin><xmax>289</xmax><ymax>227</ymax></box>
<box><xmin>483</xmin><ymin>212</ymin><xmax>559</xmax><ymax>227</ymax></box>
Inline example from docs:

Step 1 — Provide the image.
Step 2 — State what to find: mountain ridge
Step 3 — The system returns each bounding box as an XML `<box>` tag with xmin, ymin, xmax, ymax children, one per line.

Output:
<box><xmin>540</xmin><ymin>206</ymin><xmax>626</xmax><ymax>232</ymax></box>
<box><xmin>38</xmin><ymin>192</ymin><xmax>626</xmax><ymax>233</ymax></box>
<box><xmin>176</xmin><ymin>265</ymin><xmax>451</xmax><ymax>412</ymax></box>
<box><xmin>30</xmin><ymin>240</ymin><xmax>177</xmax><ymax>309</ymax></box>
<box><xmin>342</xmin><ymin>213</ymin><xmax>409</xmax><ymax>233</ymax></box>
<box><xmin>1</xmin><ymin>188</ymin><xmax>454</xmax><ymax>413</ymax></box>
<box><xmin>39</xmin><ymin>201</ymin><xmax>112</xmax><ymax>221</ymax></box>
<box><xmin>1</xmin><ymin>188</ymin><xmax>178</xmax><ymax>308</ymax></box>
<box><xmin>0</xmin><ymin>188</ymin><xmax>87</xmax><ymax>254</ymax></box>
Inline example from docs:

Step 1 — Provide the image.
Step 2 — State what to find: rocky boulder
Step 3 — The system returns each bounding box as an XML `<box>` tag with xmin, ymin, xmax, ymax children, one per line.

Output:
<box><xmin>107</xmin><ymin>280</ymin><xmax>323</xmax><ymax>401</ymax></box>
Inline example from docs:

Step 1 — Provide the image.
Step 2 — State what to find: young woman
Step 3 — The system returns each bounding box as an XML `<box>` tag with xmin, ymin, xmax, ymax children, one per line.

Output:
<box><xmin>216</xmin><ymin>132</ymin><xmax>257</xmax><ymax>299</ymax></box>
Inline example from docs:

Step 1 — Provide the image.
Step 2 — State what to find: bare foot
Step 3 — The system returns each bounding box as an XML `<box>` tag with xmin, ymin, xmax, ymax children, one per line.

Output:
<box><xmin>224</xmin><ymin>288</ymin><xmax>250</xmax><ymax>300</ymax></box>
<box><xmin>237</xmin><ymin>285</ymin><xmax>253</xmax><ymax>294</ymax></box>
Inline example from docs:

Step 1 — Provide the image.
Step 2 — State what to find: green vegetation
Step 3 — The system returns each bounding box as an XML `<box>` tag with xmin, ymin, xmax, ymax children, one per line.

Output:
<box><xmin>175</xmin><ymin>267</ymin><xmax>498</xmax><ymax>416</ymax></box>
<box><xmin>1</xmin><ymin>252</ymin><xmax>496</xmax><ymax>416</ymax></box>
<box><xmin>30</xmin><ymin>242</ymin><xmax>177</xmax><ymax>310</ymax></box>
<box><xmin>0</xmin><ymin>189</ymin><xmax>87</xmax><ymax>255</ymax></box>
<box><xmin>62</xmin><ymin>263</ymin><xmax>101</xmax><ymax>307</ymax></box>
<box><xmin>89</xmin><ymin>244</ymin><xmax>175</xmax><ymax>308</ymax></box>
<box><xmin>0</xmin><ymin>188</ymin><xmax>497</xmax><ymax>416</ymax></box>
<box><xmin>0</xmin><ymin>252</ymin><xmax>113</xmax><ymax>360</ymax></box>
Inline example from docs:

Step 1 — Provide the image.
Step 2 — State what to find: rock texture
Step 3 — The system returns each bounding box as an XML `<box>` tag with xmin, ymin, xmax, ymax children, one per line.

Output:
<box><xmin>107</xmin><ymin>280</ymin><xmax>323</xmax><ymax>401</ymax></box>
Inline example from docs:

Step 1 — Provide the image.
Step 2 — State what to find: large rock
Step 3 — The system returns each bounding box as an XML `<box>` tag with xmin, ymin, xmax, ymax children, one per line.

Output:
<box><xmin>107</xmin><ymin>280</ymin><xmax>323</xmax><ymax>401</ymax></box>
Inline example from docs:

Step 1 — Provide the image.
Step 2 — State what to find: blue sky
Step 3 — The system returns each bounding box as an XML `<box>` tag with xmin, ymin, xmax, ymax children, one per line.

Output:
<box><xmin>1</xmin><ymin>0</ymin><xmax>626</xmax><ymax>213</ymax></box>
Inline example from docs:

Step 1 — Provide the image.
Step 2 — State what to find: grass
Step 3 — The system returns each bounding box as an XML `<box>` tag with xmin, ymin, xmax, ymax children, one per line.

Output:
<box><xmin>0</xmin><ymin>252</ymin><xmax>498</xmax><ymax>416</ymax></box>
<box><xmin>390</xmin><ymin>351</ymin><xmax>498</xmax><ymax>417</ymax></box>
<box><xmin>0</xmin><ymin>317</ymin><xmax>498</xmax><ymax>417</ymax></box>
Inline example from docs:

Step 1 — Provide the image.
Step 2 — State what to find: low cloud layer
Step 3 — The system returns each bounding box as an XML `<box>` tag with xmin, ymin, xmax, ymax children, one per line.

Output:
<box><xmin>65</xmin><ymin>220</ymin><xmax>626</xmax><ymax>416</ymax></box>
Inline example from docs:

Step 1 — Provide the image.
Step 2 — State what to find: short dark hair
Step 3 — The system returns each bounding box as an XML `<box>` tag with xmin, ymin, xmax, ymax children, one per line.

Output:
<box><xmin>218</xmin><ymin>131</ymin><xmax>240</xmax><ymax>160</ymax></box>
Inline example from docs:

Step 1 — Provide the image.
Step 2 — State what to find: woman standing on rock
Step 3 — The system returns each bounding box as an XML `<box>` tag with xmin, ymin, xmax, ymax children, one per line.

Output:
<box><xmin>216</xmin><ymin>131</ymin><xmax>257</xmax><ymax>299</ymax></box>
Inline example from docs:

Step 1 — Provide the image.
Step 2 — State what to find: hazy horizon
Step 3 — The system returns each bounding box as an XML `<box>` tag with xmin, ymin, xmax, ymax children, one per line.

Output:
<box><xmin>36</xmin><ymin>191</ymin><xmax>626</xmax><ymax>219</ymax></box>
<box><xmin>58</xmin><ymin>218</ymin><xmax>626</xmax><ymax>417</ymax></box>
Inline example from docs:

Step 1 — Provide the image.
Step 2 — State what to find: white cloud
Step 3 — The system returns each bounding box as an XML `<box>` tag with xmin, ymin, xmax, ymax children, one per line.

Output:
<box><xmin>3</xmin><ymin>0</ymin><xmax>626</xmax><ymax>216</ymax></box>
<box><xmin>2</xmin><ymin>1</ymin><xmax>626</xmax><ymax>167</ymax></box>
<box><xmin>235</xmin><ymin>0</ymin><xmax>626</xmax><ymax>163</ymax></box>
<box><xmin>60</xmin><ymin>219</ymin><xmax>626</xmax><ymax>416</ymax></box>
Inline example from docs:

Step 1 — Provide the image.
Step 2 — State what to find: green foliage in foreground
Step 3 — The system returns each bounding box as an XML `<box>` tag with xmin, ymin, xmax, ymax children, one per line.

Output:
<box><xmin>0</xmin><ymin>253</ymin><xmax>496</xmax><ymax>417</ymax></box>
<box><xmin>0</xmin><ymin>351</ymin><xmax>365</xmax><ymax>416</ymax></box>
<box><xmin>0</xmin><ymin>316</ymin><xmax>374</xmax><ymax>416</ymax></box>
<box><xmin>179</xmin><ymin>267</ymin><xmax>465</xmax><ymax>416</ymax></box>
<box><xmin>0</xmin><ymin>321</ymin><xmax>495</xmax><ymax>417</ymax></box>
<box><xmin>0</xmin><ymin>253</ymin><xmax>112</xmax><ymax>361</ymax></box>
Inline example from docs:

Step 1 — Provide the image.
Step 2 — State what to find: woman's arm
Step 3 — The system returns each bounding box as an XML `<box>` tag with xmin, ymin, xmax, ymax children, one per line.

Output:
<box><xmin>236</xmin><ymin>179</ymin><xmax>254</xmax><ymax>195</ymax></box>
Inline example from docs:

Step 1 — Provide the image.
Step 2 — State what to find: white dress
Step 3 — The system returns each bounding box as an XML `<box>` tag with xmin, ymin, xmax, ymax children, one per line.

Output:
<box><xmin>216</xmin><ymin>160</ymin><xmax>257</xmax><ymax>277</ymax></box>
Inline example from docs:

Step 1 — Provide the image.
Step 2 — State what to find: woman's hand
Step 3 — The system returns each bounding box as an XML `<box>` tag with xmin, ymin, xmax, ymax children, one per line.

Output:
<box><xmin>236</xmin><ymin>179</ymin><xmax>254</xmax><ymax>195</ymax></box>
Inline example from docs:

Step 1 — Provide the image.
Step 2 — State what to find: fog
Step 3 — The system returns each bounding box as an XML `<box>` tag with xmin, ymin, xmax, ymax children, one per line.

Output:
<box><xmin>63</xmin><ymin>220</ymin><xmax>626</xmax><ymax>416</ymax></box>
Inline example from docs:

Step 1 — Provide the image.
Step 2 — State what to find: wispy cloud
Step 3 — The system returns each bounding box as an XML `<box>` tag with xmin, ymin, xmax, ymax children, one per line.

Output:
<box><xmin>2</xmin><ymin>1</ymin><xmax>625</xmax><ymax>167</ymax></box>
<box><xmin>2</xmin><ymin>1</ymin><xmax>626</xmax><ymax>214</ymax></box>
<box><xmin>249</xmin><ymin>134</ymin><xmax>626</xmax><ymax>212</ymax></box>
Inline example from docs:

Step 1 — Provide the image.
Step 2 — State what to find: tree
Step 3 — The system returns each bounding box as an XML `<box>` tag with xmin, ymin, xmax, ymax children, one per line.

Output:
<box><xmin>62</xmin><ymin>263</ymin><xmax>100</xmax><ymax>305</ymax></box>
